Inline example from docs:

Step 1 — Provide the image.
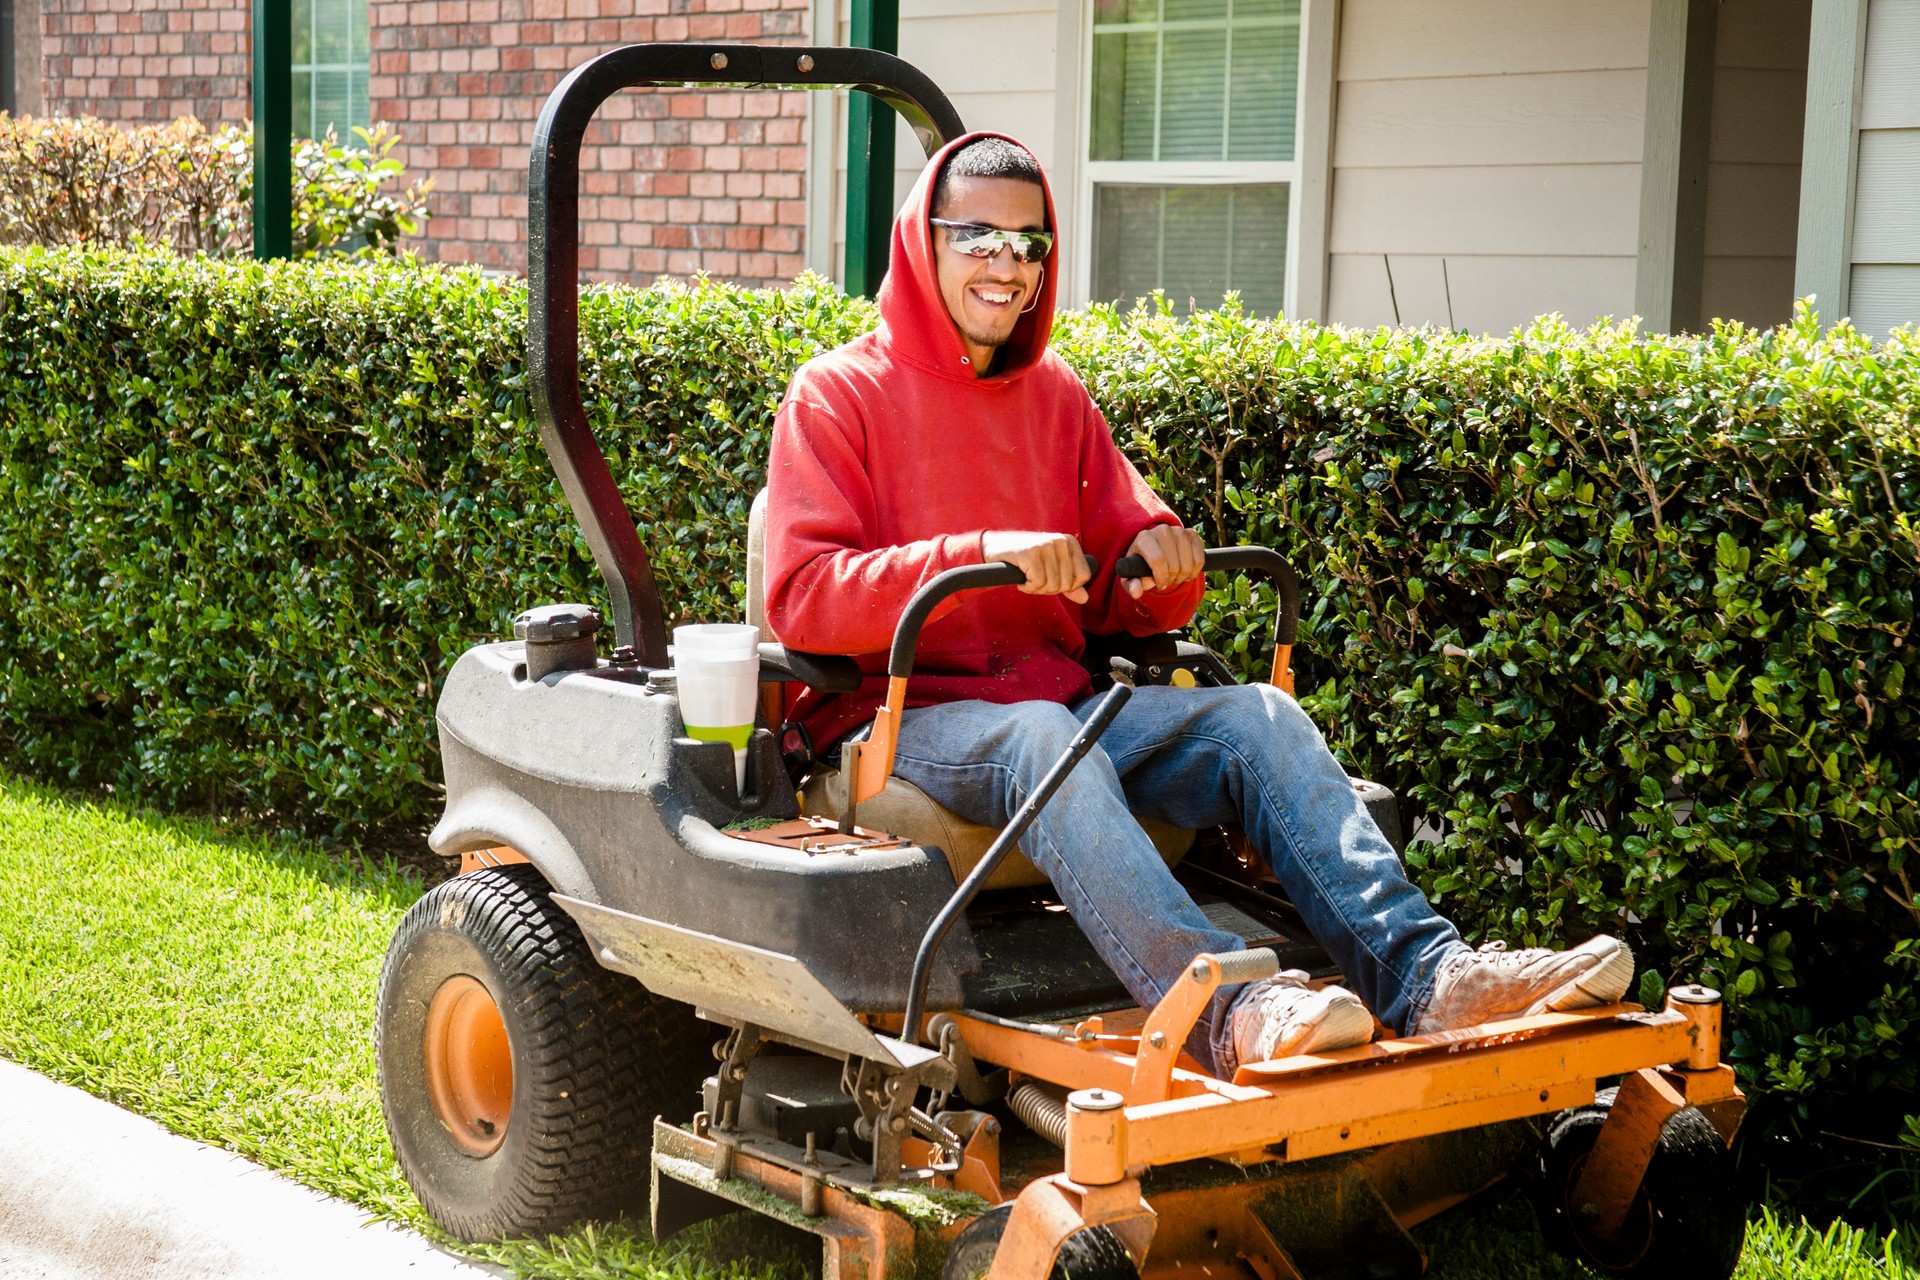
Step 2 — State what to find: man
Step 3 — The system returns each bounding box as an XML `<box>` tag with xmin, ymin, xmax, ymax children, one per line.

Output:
<box><xmin>764</xmin><ymin>133</ymin><xmax>1632</xmax><ymax>1077</ymax></box>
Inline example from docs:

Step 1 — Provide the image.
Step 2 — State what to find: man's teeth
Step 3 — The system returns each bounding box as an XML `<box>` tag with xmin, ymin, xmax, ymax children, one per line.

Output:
<box><xmin>979</xmin><ymin>289</ymin><xmax>1014</xmax><ymax>304</ymax></box>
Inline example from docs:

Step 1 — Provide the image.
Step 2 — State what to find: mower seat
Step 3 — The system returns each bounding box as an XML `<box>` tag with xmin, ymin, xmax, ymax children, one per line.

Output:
<box><xmin>746</xmin><ymin>491</ymin><xmax>1195</xmax><ymax>891</ymax></box>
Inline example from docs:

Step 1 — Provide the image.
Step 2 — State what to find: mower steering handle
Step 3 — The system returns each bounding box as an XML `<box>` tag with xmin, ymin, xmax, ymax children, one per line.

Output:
<box><xmin>1113</xmin><ymin>546</ymin><xmax>1302</xmax><ymax>648</ymax></box>
<box><xmin>846</xmin><ymin>556</ymin><xmax>1096</xmax><ymax>821</ymax></box>
<box><xmin>886</xmin><ymin>555</ymin><xmax>1099</xmax><ymax>679</ymax></box>
<box><xmin>853</xmin><ymin>546</ymin><xmax>1300</xmax><ymax>821</ymax></box>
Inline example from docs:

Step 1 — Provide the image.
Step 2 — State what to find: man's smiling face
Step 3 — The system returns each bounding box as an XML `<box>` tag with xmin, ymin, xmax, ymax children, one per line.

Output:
<box><xmin>931</xmin><ymin>174</ymin><xmax>1047</xmax><ymax>372</ymax></box>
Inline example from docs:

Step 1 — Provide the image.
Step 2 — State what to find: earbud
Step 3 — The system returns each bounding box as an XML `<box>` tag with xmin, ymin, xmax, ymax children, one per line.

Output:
<box><xmin>1020</xmin><ymin>265</ymin><xmax>1046</xmax><ymax>315</ymax></box>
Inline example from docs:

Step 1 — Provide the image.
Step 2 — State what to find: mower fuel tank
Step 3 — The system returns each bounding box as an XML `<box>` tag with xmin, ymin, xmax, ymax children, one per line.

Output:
<box><xmin>430</xmin><ymin>641</ymin><xmax>980</xmax><ymax>1012</ymax></box>
<box><xmin>514</xmin><ymin>602</ymin><xmax>602</xmax><ymax>681</ymax></box>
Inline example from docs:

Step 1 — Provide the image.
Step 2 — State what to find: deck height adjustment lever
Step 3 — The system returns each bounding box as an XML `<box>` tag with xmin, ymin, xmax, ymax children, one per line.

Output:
<box><xmin>899</xmin><ymin>682</ymin><xmax>1133</xmax><ymax>1044</ymax></box>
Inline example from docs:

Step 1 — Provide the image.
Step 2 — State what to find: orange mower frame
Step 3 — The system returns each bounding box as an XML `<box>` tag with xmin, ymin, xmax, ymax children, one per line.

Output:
<box><xmin>635</xmin><ymin>948</ymin><xmax>1741</xmax><ymax>1280</ymax></box>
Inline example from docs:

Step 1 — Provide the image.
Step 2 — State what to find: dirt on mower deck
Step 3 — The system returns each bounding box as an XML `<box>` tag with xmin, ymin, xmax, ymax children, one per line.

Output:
<box><xmin>0</xmin><ymin>1058</ymin><xmax>501</xmax><ymax>1280</ymax></box>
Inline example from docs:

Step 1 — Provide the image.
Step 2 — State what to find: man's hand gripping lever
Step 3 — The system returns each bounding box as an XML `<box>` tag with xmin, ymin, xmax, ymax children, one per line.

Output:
<box><xmin>981</xmin><ymin>530</ymin><xmax>1091</xmax><ymax>603</ymax></box>
<box><xmin>837</xmin><ymin>554</ymin><xmax>1100</xmax><ymax>832</ymax></box>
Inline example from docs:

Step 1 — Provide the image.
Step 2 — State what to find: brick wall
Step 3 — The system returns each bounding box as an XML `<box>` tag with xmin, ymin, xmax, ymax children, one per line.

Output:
<box><xmin>41</xmin><ymin>0</ymin><xmax>251</xmax><ymax>124</ymax></box>
<box><xmin>371</xmin><ymin>0</ymin><xmax>813</xmax><ymax>288</ymax></box>
<box><xmin>31</xmin><ymin>0</ymin><xmax>814</xmax><ymax>288</ymax></box>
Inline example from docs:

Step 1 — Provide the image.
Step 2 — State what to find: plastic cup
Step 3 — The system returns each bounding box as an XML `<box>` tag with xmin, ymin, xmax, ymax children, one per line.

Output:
<box><xmin>673</xmin><ymin>623</ymin><xmax>761</xmax><ymax>660</ymax></box>
<box><xmin>673</xmin><ymin>649</ymin><xmax>760</xmax><ymax>792</ymax></box>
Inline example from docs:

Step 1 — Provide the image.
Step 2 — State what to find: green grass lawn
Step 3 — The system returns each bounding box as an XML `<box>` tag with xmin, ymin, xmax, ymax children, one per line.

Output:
<box><xmin>0</xmin><ymin>773</ymin><xmax>1911</xmax><ymax>1279</ymax></box>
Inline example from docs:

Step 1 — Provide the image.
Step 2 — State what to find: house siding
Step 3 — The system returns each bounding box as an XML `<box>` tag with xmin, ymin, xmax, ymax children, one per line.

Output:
<box><xmin>814</xmin><ymin>0</ymin><xmax>1063</xmax><ymax>282</ymax></box>
<box><xmin>1698</xmin><ymin>0</ymin><xmax>1808</xmax><ymax>330</ymax></box>
<box><xmin>1848</xmin><ymin>0</ymin><xmax>1920</xmax><ymax>338</ymax></box>
<box><xmin>1324</xmin><ymin>0</ymin><xmax>1651</xmax><ymax>333</ymax></box>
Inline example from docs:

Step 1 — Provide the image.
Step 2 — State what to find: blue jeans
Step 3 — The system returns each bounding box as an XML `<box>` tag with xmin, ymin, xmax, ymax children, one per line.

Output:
<box><xmin>887</xmin><ymin>684</ymin><xmax>1466</xmax><ymax>1075</ymax></box>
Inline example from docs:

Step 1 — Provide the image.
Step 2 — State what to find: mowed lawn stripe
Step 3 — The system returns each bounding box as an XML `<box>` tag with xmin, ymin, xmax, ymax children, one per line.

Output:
<box><xmin>0</xmin><ymin>774</ymin><xmax>1912</xmax><ymax>1279</ymax></box>
<box><xmin>0</xmin><ymin>774</ymin><xmax>787</xmax><ymax>1279</ymax></box>
<box><xmin>0</xmin><ymin>774</ymin><xmax>417</xmax><ymax>1218</ymax></box>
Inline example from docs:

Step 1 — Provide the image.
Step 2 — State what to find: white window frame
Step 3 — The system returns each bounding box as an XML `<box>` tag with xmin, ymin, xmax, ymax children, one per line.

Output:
<box><xmin>1065</xmin><ymin>0</ymin><xmax>1334</xmax><ymax>318</ymax></box>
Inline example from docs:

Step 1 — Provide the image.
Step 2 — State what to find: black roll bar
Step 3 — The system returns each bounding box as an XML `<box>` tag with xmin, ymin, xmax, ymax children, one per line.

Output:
<box><xmin>527</xmin><ymin>44</ymin><xmax>966</xmax><ymax>666</ymax></box>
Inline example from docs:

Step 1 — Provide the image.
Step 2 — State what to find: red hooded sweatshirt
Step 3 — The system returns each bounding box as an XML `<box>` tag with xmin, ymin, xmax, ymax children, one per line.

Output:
<box><xmin>764</xmin><ymin>132</ymin><xmax>1204</xmax><ymax>751</ymax></box>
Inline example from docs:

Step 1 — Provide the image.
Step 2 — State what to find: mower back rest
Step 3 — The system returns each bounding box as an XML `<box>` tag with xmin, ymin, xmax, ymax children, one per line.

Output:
<box><xmin>747</xmin><ymin>489</ymin><xmax>776</xmax><ymax>642</ymax></box>
<box><xmin>745</xmin><ymin>490</ymin><xmax>1194</xmax><ymax>890</ymax></box>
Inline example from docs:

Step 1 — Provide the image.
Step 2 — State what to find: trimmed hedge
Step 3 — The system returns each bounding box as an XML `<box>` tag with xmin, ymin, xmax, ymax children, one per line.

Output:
<box><xmin>1</xmin><ymin>246</ymin><xmax>1916</xmax><ymax>1132</ymax></box>
<box><xmin>1056</xmin><ymin>302</ymin><xmax>1920</xmax><ymax>1127</ymax></box>
<box><xmin>0</xmin><ymin>247</ymin><xmax>859</xmax><ymax>825</ymax></box>
<box><xmin>0</xmin><ymin>116</ymin><xmax>430</xmax><ymax>257</ymax></box>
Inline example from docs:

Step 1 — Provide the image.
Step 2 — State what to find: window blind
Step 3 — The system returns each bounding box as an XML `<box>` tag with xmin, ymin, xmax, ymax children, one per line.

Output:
<box><xmin>1087</xmin><ymin>0</ymin><xmax>1299</xmax><ymax>316</ymax></box>
<box><xmin>292</xmin><ymin>0</ymin><xmax>370</xmax><ymax>141</ymax></box>
<box><xmin>1090</xmin><ymin>0</ymin><xmax>1300</xmax><ymax>164</ymax></box>
<box><xmin>1093</xmin><ymin>184</ymin><xmax>1289</xmax><ymax>317</ymax></box>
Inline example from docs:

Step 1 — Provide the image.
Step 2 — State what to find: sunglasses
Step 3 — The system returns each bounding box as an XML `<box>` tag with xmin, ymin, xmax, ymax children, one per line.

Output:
<box><xmin>930</xmin><ymin>218</ymin><xmax>1055</xmax><ymax>263</ymax></box>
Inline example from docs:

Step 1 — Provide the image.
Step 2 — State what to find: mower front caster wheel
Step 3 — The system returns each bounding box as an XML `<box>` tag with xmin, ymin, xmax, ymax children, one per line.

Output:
<box><xmin>376</xmin><ymin>863</ymin><xmax>711</xmax><ymax>1242</ymax></box>
<box><xmin>1533</xmin><ymin>1086</ymin><xmax>1745</xmax><ymax>1280</ymax></box>
<box><xmin>943</xmin><ymin>1203</ymin><xmax>1139</xmax><ymax>1280</ymax></box>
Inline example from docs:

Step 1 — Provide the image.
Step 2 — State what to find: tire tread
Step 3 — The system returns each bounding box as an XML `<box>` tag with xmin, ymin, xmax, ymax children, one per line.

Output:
<box><xmin>377</xmin><ymin>865</ymin><xmax>711</xmax><ymax>1241</ymax></box>
<box><xmin>1533</xmin><ymin>1085</ymin><xmax>1746</xmax><ymax>1280</ymax></box>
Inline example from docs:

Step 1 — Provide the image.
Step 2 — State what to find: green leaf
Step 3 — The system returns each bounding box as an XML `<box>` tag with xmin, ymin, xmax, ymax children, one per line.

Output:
<box><xmin>1637</xmin><ymin>970</ymin><xmax>1667</xmax><ymax>1009</ymax></box>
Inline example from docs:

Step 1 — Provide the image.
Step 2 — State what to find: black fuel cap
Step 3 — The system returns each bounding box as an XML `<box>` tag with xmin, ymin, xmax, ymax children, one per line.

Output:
<box><xmin>513</xmin><ymin>603</ymin><xmax>602</xmax><ymax>643</ymax></box>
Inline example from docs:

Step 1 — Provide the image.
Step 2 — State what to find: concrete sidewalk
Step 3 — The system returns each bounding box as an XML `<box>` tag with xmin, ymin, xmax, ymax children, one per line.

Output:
<box><xmin>0</xmin><ymin>1058</ymin><xmax>503</xmax><ymax>1279</ymax></box>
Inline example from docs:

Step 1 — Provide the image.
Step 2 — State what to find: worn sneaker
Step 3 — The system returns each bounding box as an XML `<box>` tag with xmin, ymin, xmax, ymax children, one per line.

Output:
<box><xmin>1414</xmin><ymin>935</ymin><xmax>1635</xmax><ymax>1036</ymax></box>
<box><xmin>1228</xmin><ymin>970</ymin><xmax>1376</xmax><ymax>1070</ymax></box>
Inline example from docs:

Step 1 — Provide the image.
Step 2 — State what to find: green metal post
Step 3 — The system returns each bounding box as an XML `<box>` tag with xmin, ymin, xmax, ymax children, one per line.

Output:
<box><xmin>843</xmin><ymin>0</ymin><xmax>899</xmax><ymax>297</ymax></box>
<box><xmin>253</xmin><ymin>0</ymin><xmax>292</xmax><ymax>260</ymax></box>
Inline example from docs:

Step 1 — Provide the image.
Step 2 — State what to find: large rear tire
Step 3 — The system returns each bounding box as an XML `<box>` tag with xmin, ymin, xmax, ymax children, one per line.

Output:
<box><xmin>1533</xmin><ymin>1086</ymin><xmax>1745</xmax><ymax>1280</ymax></box>
<box><xmin>377</xmin><ymin>864</ymin><xmax>712</xmax><ymax>1242</ymax></box>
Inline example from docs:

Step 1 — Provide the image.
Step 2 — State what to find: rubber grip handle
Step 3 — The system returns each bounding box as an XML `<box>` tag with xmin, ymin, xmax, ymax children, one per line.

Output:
<box><xmin>1211</xmin><ymin>947</ymin><xmax>1283</xmax><ymax>986</ymax></box>
<box><xmin>1113</xmin><ymin>546</ymin><xmax>1302</xmax><ymax>647</ymax></box>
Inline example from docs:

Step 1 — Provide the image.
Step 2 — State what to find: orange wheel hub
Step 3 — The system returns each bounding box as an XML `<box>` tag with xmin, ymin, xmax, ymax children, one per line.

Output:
<box><xmin>424</xmin><ymin>975</ymin><xmax>513</xmax><ymax>1157</ymax></box>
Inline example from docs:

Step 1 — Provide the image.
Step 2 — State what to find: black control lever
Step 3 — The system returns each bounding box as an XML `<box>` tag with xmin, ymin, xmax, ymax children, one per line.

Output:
<box><xmin>839</xmin><ymin>556</ymin><xmax>1100</xmax><ymax>835</ymax></box>
<box><xmin>1112</xmin><ymin>545</ymin><xmax>1302</xmax><ymax>650</ymax></box>
<box><xmin>899</xmin><ymin>680</ymin><xmax>1132</xmax><ymax>1044</ymax></box>
<box><xmin>888</xmin><ymin>554</ymin><xmax>1099</xmax><ymax>677</ymax></box>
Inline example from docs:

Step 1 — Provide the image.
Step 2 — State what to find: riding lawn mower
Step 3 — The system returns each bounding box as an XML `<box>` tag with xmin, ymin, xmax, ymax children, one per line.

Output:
<box><xmin>375</xmin><ymin>43</ymin><xmax>1750</xmax><ymax>1280</ymax></box>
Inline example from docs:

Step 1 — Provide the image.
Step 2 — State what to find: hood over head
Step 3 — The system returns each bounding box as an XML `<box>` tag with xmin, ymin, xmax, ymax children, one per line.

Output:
<box><xmin>874</xmin><ymin>131</ymin><xmax>1059</xmax><ymax>382</ymax></box>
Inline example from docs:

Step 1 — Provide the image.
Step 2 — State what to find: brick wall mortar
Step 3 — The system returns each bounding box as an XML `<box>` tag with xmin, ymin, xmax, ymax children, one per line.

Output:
<box><xmin>42</xmin><ymin>0</ymin><xmax>252</xmax><ymax>124</ymax></box>
<box><xmin>36</xmin><ymin>0</ymin><xmax>814</xmax><ymax>289</ymax></box>
<box><xmin>372</xmin><ymin>0</ymin><xmax>814</xmax><ymax>286</ymax></box>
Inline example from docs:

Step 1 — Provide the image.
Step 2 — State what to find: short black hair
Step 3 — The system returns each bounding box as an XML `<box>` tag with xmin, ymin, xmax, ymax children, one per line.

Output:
<box><xmin>932</xmin><ymin>137</ymin><xmax>1045</xmax><ymax>215</ymax></box>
